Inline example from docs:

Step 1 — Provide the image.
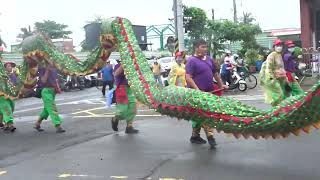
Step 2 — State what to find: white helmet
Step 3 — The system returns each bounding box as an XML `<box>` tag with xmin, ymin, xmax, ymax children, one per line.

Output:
<box><xmin>225</xmin><ymin>50</ymin><xmax>231</xmax><ymax>54</ymax></box>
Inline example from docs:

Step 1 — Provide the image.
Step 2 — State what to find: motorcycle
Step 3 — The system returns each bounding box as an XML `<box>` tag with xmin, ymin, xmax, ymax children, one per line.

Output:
<box><xmin>226</xmin><ymin>67</ymin><xmax>247</xmax><ymax>92</ymax></box>
<box><xmin>84</xmin><ymin>75</ymin><xmax>92</xmax><ymax>88</ymax></box>
<box><xmin>61</xmin><ymin>75</ymin><xmax>85</xmax><ymax>91</ymax></box>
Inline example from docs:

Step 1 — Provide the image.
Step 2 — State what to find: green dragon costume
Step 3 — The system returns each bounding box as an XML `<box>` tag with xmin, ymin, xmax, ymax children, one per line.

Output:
<box><xmin>0</xmin><ymin>17</ymin><xmax>320</xmax><ymax>139</ymax></box>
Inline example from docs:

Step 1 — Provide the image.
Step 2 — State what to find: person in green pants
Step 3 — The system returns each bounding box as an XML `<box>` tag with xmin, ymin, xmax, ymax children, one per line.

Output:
<box><xmin>33</xmin><ymin>59</ymin><xmax>65</xmax><ymax>133</ymax></box>
<box><xmin>0</xmin><ymin>96</ymin><xmax>16</xmax><ymax>133</ymax></box>
<box><xmin>111</xmin><ymin>61</ymin><xmax>139</xmax><ymax>134</ymax></box>
<box><xmin>0</xmin><ymin>62</ymin><xmax>18</xmax><ymax>133</ymax></box>
<box><xmin>185</xmin><ymin>39</ymin><xmax>227</xmax><ymax>149</ymax></box>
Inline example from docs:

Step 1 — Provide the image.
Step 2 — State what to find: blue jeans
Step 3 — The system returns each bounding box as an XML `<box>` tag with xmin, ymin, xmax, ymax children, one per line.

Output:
<box><xmin>154</xmin><ymin>75</ymin><xmax>162</xmax><ymax>86</ymax></box>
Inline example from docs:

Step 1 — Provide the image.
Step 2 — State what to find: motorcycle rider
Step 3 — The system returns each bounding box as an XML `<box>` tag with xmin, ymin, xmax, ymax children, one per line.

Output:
<box><xmin>221</xmin><ymin>58</ymin><xmax>233</xmax><ymax>85</ymax></box>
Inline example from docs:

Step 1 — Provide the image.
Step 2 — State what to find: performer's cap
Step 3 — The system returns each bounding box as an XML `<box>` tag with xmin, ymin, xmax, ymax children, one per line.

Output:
<box><xmin>273</xmin><ymin>38</ymin><xmax>282</xmax><ymax>46</ymax></box>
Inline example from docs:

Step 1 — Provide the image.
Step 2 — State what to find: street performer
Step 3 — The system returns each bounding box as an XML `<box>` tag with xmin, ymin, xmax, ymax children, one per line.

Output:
<box><xmin>111</xmin><ymin>60</ymin><xmax>139</xmax><ymax>134</ymax></box>
<box><xmin>259</xmin><ymin>39</ymin><xmax>303</xmax><ymax>106</ymax></box>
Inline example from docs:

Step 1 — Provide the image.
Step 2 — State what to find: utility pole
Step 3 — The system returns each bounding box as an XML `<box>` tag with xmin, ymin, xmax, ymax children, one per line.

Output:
<box><xmin>173</xmin><ymin>0</ymin><xmax>185</xmax><ymax>52</ymax></box>
<box><xmin>233</xmin><ymin>0</ymin><xmax>238</xmax><ymax>23</ymax></box>
<box><xmin>173</xmin><ymin>0</ymin><xmax>178</xmax><ymax>38</ymax></box>
<box><xmin>211</xmin><ymin>9</ymin><xmax>215</xmax><ymax>21</ymax></box>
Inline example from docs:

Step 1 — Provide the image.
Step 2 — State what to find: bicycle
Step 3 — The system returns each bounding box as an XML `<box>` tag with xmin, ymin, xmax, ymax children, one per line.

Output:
<box><xmin>297</xmin><ymin>62</ymin><xmax>316</xmax><ymax>85</ymax></box>
<box><xmin>239</xmin><ymin>66</ymin><xmax>258</xmax><ymax>89</ymax></box>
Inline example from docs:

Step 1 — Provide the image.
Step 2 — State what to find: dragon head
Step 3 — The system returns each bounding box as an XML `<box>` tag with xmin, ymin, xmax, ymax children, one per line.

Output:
<box><xmin>99</xmin><ymin>17</ymin><xmax>119</xmax><ymax>51</ymax></box>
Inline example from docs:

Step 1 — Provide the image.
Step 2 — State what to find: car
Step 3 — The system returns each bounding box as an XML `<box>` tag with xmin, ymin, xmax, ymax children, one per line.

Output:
<box><xmin>156</xmin><ymin>57</ymin><xmax>175</xmax><ymax>86</ymax></box>
<box><xmin>157</xmin><ymin>56</ymin><xmax>174</xmax><ymax>72</ymax></box>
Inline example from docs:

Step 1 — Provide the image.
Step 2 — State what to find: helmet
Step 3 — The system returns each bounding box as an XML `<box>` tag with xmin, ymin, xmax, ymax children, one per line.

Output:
<box><xmin>273</xmin><ymin>38</ymin><xmax>282</xmax><ymax>46</ymax></box>
<box><xmin>233</xmin><ymin>54</ymin><xmax>239</xmax><ymax>59</ymax></box>
<box><xmin>225</xmin><ymin>50</ymin><xmax>231</xmax><ymax>54</ymax></box>
<box><xmin>285</xmin><ymin>40</ymin><xmax>295</xmax><ymax>48</ymax></box>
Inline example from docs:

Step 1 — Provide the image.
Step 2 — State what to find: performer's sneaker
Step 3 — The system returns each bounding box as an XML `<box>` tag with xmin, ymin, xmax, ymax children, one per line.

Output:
<box><xmin>0</xmin><ymin>123</ymin><xmax>4</xmax><ymax>129</ymax></box>
<box><xmin>111</xmin><ymin>117</ymin><xmax>119</xmax><ymax>131</ymax></box>
<box><xmin>34</xmin><ymin>126</ymin><xmax>44</xmax><ymax>132</ymax></box>
<box><xmin>125</xmin><ymin>127</ymin><xmax>139</xmax><ymax>134</ymax></box>
<box><xmin>56</xmin><ymin>127</ymin><xmax>66</xmax><ymax>133</ymax></box>
<box><xmin>207</xmin><ymin>136</ymin><xmax>217</xmax><ymax>149</ymax></box>
<box><xmin>3</xmin><ymin>126</ymin><xmax>16</xmax><ymax>133</ymax></box>
<box><xmin>190</xmin><ymin>136</ymin><xmax>207</xmax><ymax>144</ymax></box>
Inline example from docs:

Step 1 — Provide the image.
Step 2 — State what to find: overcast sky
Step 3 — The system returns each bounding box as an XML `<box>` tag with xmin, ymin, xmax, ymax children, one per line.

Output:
<box><xmin>0</xmin><ymin>0</ymin><xmax>300</xmax><ymax>50</ymax></box>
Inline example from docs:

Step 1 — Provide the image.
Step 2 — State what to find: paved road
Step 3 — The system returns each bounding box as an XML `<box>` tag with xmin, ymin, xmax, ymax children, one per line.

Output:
<box><xmin>1</xmin><ymin>87</ymin><xmax>320</xmax><ymax>180</ymax></box>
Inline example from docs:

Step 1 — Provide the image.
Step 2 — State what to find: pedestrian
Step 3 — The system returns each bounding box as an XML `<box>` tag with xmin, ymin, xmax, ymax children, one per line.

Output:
<box><xmin>185</xmin><ymin>39</ymin><xmax>228</xmax><ymax>149</ymax></box>
<box><xmin>33</xmin><ymin>57</ymin><xmax>65</xmax><ymax>133</ymax></box>
<box><xmin>101</xmin><ymin>60</ymin><xmax>114</xmax><ymax>97</ymax></box>
<box><xmin>0</xmin><ymin>62</ymin><xmax>17</xmax><ymax>133</ymax></box>
<box><xmin>111</xmin><ymin>60</ymin><xmax>139</xmax><ymax>134</ymax></box>
<box><xmin>152</xmin><ymin>61</ymin><xmax>162</xmax><ymax>86</ymax></box>
<box><xmin>259</xmin><ymin>39</ymin><xmax>291</xmax><ymax>106</ymax></box>
<box><xmin>168</xmin><ymin>51</ymin><xmax>186</xmax><ymax>87</ymax></box>
<box><xmin>283</xmin><ymin>40</ymin><xmax>304</xmax><ymax>96</ymax></box>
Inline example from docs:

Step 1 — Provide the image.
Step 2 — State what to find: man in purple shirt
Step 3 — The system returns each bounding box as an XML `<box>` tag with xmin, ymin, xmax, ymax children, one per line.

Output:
<box><xmin>186</xmin><ymin>39</ymin><xmax>227</xmax><ymax>149</ymax></box>
<box><xmin>4</xmin><ymin>62</ymin><xmax>18</xmax><ymax>85</ymax></box>
<box><xmin>111</xmin><ymin>61</ymin><xmax>139</xmax><ymax>134</ymax></box>
<box><xmin>34</xmin><ymin>57</ymin><xmax>65</xmax><ymax>133</ymax></box>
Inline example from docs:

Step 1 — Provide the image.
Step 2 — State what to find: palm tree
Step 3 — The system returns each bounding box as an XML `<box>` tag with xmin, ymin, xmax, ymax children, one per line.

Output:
<box><xmin>241</xmin><ymin>12</ymin><xmax>256</xmax><ymax>25</ymax></box>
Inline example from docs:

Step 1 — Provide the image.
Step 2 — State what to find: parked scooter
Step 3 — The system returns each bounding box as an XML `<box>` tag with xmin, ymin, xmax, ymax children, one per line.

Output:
<box><xmin>61</xmin><ymin>75</ymin><xmax>85</xmax><ymax>91</ymax></box>
<box><xmin>84</xmin><ymin>75</ymin><xmax>92</xmax><ymax>88</ymax></box>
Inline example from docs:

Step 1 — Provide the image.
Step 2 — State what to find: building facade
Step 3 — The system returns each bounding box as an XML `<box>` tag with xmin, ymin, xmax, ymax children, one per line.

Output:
<box><xmin>300</xmin><ymin>0</ymin><xmax>320</xmax><ymax>48</ymax></box>
<box><xmin>84</xmin><ymin>23</ymin><xmax>148</xmax><ymax>51</ymax></box>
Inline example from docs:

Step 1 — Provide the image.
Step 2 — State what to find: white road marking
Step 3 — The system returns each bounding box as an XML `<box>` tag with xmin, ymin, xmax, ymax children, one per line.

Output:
<box><xmin>15</xmin><ymin>98</ymin><xmax>106</xmax><ymax>114</ymax></box>
<box><xmin>0</xmin><ymin>171</ymin><xmax>7</xmax><ymax>176</ymax></box>
<box><xmin>110</xmin><ymin>176</ymin><xmax>128</xmax><ymax>179</ymax></box>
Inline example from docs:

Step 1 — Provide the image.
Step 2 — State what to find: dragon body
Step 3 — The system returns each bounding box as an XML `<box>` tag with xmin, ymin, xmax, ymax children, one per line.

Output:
<box><xmin>1</xmin><ymin>17</ymin><xmax>320</xmax><ymax>139</ymax></box>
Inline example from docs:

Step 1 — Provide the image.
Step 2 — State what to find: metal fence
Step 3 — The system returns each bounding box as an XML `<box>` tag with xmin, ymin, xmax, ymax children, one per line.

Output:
<box><xmin>302</xmin><ymin>47</ymin><xmax>320</xmax><ymax>78</ymax></box>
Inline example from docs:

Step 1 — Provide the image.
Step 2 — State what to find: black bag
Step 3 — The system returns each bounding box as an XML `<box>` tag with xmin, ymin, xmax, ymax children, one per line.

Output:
<box><xmin>285</xmin><ymin>83</ymin><xmax>292</xmax><ymax>92</ymax></box>
<box><xmin>112</xmin><ymin>89</ymin><xmax>116</xmax><ymax>104</ymax></box>
<box><xmin>34</xmin><ymin>88</ymin><xmax>43</xmax><ymax>98</ymax></box>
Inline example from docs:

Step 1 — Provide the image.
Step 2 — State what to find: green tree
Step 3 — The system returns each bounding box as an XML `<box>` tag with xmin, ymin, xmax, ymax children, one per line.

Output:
<box><xmin>183</xmin><ymin>6</ymin><xmax>207</xmax><ymax>40</ymax></box>
<box><xmin>204</xmin><ymin>20</ymin><xmax>261</xmax><ymax>58</ymax></box>
<box><xmin>34</xmin><ymin>20</ymin><xmax>72</xmax><ymax>39</ymax></box>
<box><xmin>237</xmin><ymin>23</ymin><xmax>262</xmax><ymax>57</ymax></box>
